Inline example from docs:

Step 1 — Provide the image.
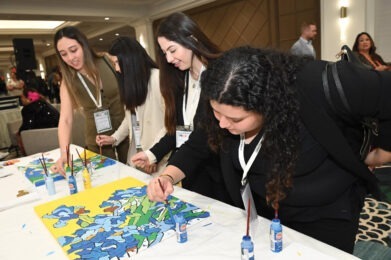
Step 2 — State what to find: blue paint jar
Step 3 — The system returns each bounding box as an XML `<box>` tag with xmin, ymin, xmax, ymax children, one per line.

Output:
<box><xmin>45</xmin><ymin>175</ymin><xmax>56</xmax><ymax>196</ymax></box>
<box><xmin>241</xmin><ymin>235</ymin><xmax>254</xmax><ymax>260</ymax></box>
<box><xmin>68</xmin><ymin>175</ymin><xmax>78</xmax><ymax>195</ymax></box>
<box><xmin>270</xmin><ymin>218</ymin><xmax>283</xmax><ymax>252</ymax></box>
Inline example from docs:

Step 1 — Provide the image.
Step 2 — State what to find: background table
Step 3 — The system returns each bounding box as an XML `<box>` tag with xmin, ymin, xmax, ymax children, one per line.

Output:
<box><xmin>0</xmin><ymin>146</ymin><xmax>359</xmax><ymax>259</ymax></box>
<box><xmin>0</xmin><ymin>107</ymin><xmax>22</xmax><ymax>148</ymax></box>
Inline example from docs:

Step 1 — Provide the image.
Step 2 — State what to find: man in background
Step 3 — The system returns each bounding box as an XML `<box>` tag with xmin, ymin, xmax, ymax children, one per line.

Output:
<box><xmin>291</xmin><ymin>22</ymin><xmax>317</xmax><ymax>58</ymax></box>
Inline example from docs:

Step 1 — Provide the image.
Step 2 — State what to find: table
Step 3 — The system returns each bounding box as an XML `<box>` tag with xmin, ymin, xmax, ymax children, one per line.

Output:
<box><xmin>0</xmin><ymin>107</ymin><xmax>22</xmax><ymax>148</ymax></box>
<box><xmin>0</xmin><ymin>146</ymin><xmax>359</xmax><ymax>260</ymax></box>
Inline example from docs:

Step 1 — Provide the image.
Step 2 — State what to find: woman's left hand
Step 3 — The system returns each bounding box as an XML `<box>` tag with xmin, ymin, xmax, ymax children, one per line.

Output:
<box><xmin>365</xmin><ymin>148</ymin><xmax>391</xmax><ymax>168</ymax></box>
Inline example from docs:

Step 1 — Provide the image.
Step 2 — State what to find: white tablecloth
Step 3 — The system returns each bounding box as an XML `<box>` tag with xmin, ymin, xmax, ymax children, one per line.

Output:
<box><xmin>0</xmin><ymin>107</ymin><xmax>22</xmax><ymax>148</ymax></box>
<box><xmin>0</xmin><ymin>146</ymin><xmax>359</xmax><ymax>260</ymax></box>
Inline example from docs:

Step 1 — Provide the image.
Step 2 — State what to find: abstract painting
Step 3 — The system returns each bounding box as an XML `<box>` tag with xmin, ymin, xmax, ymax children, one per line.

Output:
<box><xmin>34</xmin><ymin>177</ymin><xmax>210</xmax><ymax>259</ymax></box>
<box><xmin>18</xmin><ymin>149</ymin><xmax>116</xmax><ymax>186</ymax></box>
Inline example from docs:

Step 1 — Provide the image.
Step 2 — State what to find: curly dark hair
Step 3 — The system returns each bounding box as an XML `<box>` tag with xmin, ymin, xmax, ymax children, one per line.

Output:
<box><xmin>200</xmin><ymin>46</ymin><xmax>306</xmax><ymax>208</ymax></box>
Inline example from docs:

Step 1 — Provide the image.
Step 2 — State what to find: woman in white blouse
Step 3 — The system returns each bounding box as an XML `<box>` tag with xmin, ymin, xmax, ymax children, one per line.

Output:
<box><xmin>96</xmin><ymin>37</ymin><xmax>167</xmax><ymax>173</ymax></box>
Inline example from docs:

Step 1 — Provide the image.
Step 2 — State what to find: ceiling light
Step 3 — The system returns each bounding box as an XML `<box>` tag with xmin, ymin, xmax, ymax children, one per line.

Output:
<box><xmin>104</xmin><ymin>17</ymin><xmax>110</xmax><ymax>21</ymax></box>
<box><xmin>0</xmin><ymin>20</ymin><xmax>64</xmax><ymax>29</ymax></box>
<box><xmin>46</xmin><ymin>43</ymin><xmax>51</xmax><ymax>47</ymax></box>
<box><xmin>99</xmin><ymin>38</ymin><xmax>103</xmax><ymax>41</ymax></box>
<box><xmin>115</xmin><ymin>33</ymin><xmax>119</xmax><ymax>36</ymax></box>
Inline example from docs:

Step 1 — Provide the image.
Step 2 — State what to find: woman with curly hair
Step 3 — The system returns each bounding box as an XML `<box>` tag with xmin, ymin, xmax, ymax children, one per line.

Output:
<box><xmin>147</xmin><ymin>46</ymin><xmax>391</xmax><ymax>253</ymax></box>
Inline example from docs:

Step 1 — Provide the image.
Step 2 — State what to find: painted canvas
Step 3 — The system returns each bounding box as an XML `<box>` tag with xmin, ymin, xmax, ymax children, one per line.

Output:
<box><xmin>34</xmin><ymin>177</ymin><xmax>210</xmax><ymax>259</ymax></box>
<box><xmin>18</xmin><ymin>149</ymin><xmax>116</xmax><ymax>186</ymax></box>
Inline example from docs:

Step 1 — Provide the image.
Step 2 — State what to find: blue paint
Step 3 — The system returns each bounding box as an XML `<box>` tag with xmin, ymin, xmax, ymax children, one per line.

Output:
<box><xmin>241</xmin><ymin>235</ymin><xmax>254</xmax><ymax>260</ymax></box>
<box><xmin>270</xmin><ymin>218</ymin><xmax>283</xmax><ymax>252</ymax></box>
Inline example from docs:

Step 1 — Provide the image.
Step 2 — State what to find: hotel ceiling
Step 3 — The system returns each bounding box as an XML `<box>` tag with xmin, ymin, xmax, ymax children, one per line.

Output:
<box><xmin>0</xmin><ymin>0</ymin><xmax>215</xmax><ymax>71</ymax></box>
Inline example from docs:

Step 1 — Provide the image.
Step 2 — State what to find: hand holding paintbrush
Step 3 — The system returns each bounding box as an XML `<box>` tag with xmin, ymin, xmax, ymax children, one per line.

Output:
<box><xmin>157</xmin><ymin>178</ymin><xmax>174</xmax><ymax>223</ymax></box>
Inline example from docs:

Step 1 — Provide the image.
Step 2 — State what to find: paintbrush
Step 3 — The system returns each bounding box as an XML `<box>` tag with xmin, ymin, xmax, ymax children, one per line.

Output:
<box><xmin>71</xmin><ymin>154</ymin><xmax>74</xmax><ymax>177</ymax></box>
<box><xmin>65</xmin><ymin>144</ymin><xmax>70</xmax><ymax>167</ymax></box>
<box><xmin>38</xmin><ymin>158</ymin><xmax>48</xmax><ymax>177</ymax></box>
<box><xmin>246</xmin><ymin>198</ymin><xmax>250</xmax><ymax>236</ymax></box>
<box><xmin>158</xmin><ymin>178</ymin><xmax>174</xmax><ymax>223</ymax></box>
<box><xmin>98</xmin><ymin>137</ymin><xmax>103</xmax><ymax>163</ymax></box>
<box><xmin>76</xmin><ymin>148</ymin><xmax>86</xmax><ymax>168</ymax></box>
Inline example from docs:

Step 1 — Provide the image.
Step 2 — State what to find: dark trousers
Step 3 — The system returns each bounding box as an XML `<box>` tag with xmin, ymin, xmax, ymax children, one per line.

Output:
<box><xmin>287</xmin><ymin>216</ymin><xmax>360</xmax><ymax>253</ymax></box>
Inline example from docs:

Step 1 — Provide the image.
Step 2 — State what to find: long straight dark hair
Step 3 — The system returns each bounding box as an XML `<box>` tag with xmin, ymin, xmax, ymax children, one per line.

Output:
<box><xmin>156</xmin><ymin>12</ymin><xmax>221</xmax><ymax>134</ymax></box>
<box><xmin>109</xmin><ymin>37</ymin><xmax>158</xmax><ymax>111</ymax></box>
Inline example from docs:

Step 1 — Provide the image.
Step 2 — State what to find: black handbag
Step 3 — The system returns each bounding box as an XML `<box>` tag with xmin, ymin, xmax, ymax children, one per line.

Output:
<box><xmin>322</xmin><ymin>46</ymin><xmax>379</xmax><ymax>161</ymax></box>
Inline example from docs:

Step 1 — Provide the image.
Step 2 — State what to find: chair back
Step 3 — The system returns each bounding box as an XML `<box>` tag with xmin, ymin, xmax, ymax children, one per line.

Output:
<box><xmin>20</xmin><ymin>127</ymin><xmax>58</xmax><ymax>155</ymax></box>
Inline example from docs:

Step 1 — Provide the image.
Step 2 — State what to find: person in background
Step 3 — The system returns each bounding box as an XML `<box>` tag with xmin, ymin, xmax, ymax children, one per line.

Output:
<box><xmin>6</xmin><ymin>69</ymin><xmax>25</xmax><ymax>96</ymax></box>
<box><xmin>47</xmin><ymin>66</ymin><xmax>61</xmax><ymax>103</ymax></box>
<box><xmin>96</xmin><ymin>37</ymin><xmax>167</xmax><ymax>173</ymax></box>
<box><xmin>290</xmin><ymin>22</ymin><xmax>317</xmax><ymax>58</ymax></box>
<box><xmin>352</xmin><ymin>32</ymin><xmax>391</xmax><ymax>71</ymax></box>
<box><xmin>51</xmin><ymin>26</ymin><xmax>129</xmax><ymax>175</ymax></box>
<box><xmin>147</xmin><ymin>46</ymin><xmax>391</xmax><ymax>253</ymax></box>
<box><xmin>0</xmin><ymin>76</ymin><xmax>7</xmax><ymax>95</ymax></box>
<box><xmin>131</xmin><ymin>12</ymin><xmax>231</xmax><ymax>203</ymax></box>
<box><xmin>17</xmin><ymin>87</ymin><xmax>59</xmax><ymax>155</ymax></box>
<box><xmin>24</xmin><ymin>70</ymin><xmax>49</xmax><ymax>98</ymax></box>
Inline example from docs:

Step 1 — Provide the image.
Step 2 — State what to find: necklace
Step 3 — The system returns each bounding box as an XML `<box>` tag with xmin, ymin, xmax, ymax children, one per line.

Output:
<box><xmin>189</xmin><ymin>68</ymin><xmax>199</xmax><ymax>80</ymax></box>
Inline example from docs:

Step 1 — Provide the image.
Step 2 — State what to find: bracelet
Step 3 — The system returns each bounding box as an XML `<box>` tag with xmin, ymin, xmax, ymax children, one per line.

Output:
<box><xmin>160</xmin><ymin>174</ymin><xmax>175</xmax><ymax>184</ymax></box>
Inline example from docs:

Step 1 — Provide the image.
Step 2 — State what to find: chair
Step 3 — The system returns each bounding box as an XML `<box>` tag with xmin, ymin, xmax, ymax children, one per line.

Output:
<box><xmin>6</xmin><ymin>119</ymin><xmax>22</xmax><ymax>156</ymax></box>
<box><xmin>20</xmin><ymin>127</ymin><xmax>59</xmax><ymax>155</ymax></box>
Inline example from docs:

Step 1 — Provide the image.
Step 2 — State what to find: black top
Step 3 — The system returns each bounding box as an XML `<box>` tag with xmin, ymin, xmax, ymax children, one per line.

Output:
<box><xmin>19</xmin><ymin>100</ymin><xmax>59</xmax><ymax>133</ymax></box>
<box><xmin>150</xmin><ymin>74</ymin><xmax>232</xmax><ymax>204</ymax></box>
<box><xmin>169</xmin><ymin>59</ymin><xmax>391</xmax><ymax>222</ymax></box>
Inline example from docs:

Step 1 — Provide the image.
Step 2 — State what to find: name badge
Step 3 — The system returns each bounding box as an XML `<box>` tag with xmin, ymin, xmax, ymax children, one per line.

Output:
<box><xmin>93</xmin><ymin>109</ymin><xmax>112</xmax><ymax>133</ymax></box>
<box><xmin>176</xmin><ymin>126</ymin><xmax>192</xmax><ymax>148</ymax></box>
<box><xmin>133</xmin><ymin>123</ymin><xmax>142</xmax><ymax>149</ymax></box>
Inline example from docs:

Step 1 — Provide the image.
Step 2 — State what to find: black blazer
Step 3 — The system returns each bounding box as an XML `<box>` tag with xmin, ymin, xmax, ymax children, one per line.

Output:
<box><xmin>171</xmin><ymin>60</ymin><xmax>391</xmax><ymax>222</ymax></box>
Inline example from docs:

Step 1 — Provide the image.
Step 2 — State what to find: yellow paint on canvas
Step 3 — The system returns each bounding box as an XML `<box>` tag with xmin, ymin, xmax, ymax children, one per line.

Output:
<box><xmin>34</xmin><ymin>177</ymin><xmax>145</xmax><ymax>259</ymax></box>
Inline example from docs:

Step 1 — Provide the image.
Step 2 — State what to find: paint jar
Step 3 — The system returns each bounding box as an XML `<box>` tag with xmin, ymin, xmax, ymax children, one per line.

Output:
<box><xmin>174</xmin><ymin>213</ymin><xmax>188</xmax><ymax>243</ymax></box>
<box><xmin>241</xmin><ymin>235</ymin><xmax>254</xmax><ymax>260</ymax></box>
<box><xmin>82</xmin><ymin>168</ymin><xmax>92</xmax><ymax>189</ymax></box>
<box><xmin>44</xmin><ymin>174</ymin><xmax>56</xmax><ymax>196</ymax></box>
<box><xmin>68</xmin><ymin>175</ymin><xmax>78</xmax><ymax>195</ymax></box>
<box><xmin>270</xmin><ymin>218</ymin><xmax>283</xmax><ymax>252</ymax></box>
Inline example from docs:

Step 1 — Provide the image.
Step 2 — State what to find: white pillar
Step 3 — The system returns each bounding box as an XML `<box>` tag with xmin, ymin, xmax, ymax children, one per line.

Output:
<box><xmin>134</xmin><ymin>20</ymin><xmax>156</xmax><ymax>61</ymax></box>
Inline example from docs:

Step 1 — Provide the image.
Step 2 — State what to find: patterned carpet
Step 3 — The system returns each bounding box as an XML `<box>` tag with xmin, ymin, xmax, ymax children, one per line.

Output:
<box><xmin>354</xmin><ymin>167</ymin><xmax>391</xmax><ymax>259</ymax></box>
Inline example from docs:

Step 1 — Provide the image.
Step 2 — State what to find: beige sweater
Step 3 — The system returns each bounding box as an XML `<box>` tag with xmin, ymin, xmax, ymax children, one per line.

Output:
<box><xmin>111</xmin><ymin>68</ymin><xmax>168</xmax><ymax>172</ymax></box>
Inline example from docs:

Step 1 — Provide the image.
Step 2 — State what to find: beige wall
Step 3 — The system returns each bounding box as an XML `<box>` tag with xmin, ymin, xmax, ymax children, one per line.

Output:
<box><xmin>154</xmin><ymin>0</ymin><xmax>321</xmax><ymax>54</ymax></box>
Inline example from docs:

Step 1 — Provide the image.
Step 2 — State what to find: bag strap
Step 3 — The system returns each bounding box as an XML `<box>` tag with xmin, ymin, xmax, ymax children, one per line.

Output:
<box><xmin>322</xmin><ymin>61</ymin><xmax>379</xmax><ymax>160</ymax></box>
<box><xmin>330</xmin><ymin>62</ymin><xmax>352</xmax><ymax>114</ymax></box>
<box><xmin>322</xmin><ymin>62</ymin><xmax>355</xmax><ymax>125</ymax></box>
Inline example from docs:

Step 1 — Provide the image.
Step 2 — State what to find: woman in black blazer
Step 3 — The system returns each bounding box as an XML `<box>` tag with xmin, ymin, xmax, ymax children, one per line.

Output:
<box><xmin>147</xmin><ymin>46</ymin><xmax>391</xmax><ymax>253</ymax></box>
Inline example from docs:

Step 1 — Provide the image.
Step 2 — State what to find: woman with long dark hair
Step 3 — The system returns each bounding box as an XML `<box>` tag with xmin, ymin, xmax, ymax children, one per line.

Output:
<box><xmin>96</xmin><ymin>37</ymin><xmax>167</xmax><ymax>172</ymax></box>
<box><xmin>147</xmin><ymin>46</ymin><xmax>391</xmax><ymax>253</ymax></box>
<box><xmin>352</xmin><ymin>32</ymin><xmax>390</xmax><ymax>71</ymax></box>
<box><xmin>131</xmin><ymin>12</ymin><xmax>231</xmax><ymax>202</ymax></box>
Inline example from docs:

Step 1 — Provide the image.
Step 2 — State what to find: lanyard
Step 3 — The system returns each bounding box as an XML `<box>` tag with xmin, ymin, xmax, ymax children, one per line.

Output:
<box><xmin>77</xmin><ymin>72</ymin><xmax>102</xmax><ymax>108</ymax></box>
<box><xmin>134</xmin><ymin>108</ymin><xmax>139</xmax><ymax>122</ymax></box>
<box><xmin>238</xmin><ymin>133</ymin><xmax>264</xmax><ymax>186</ymax></box>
